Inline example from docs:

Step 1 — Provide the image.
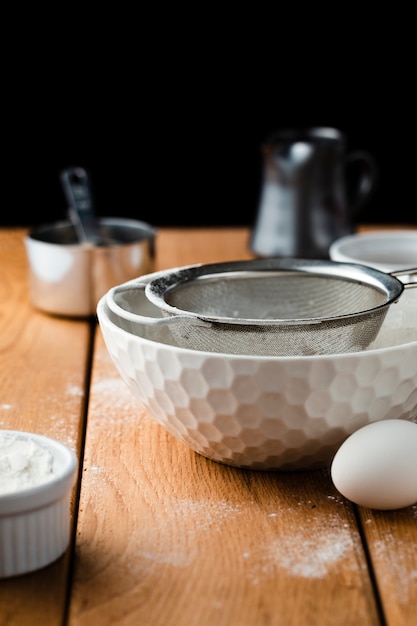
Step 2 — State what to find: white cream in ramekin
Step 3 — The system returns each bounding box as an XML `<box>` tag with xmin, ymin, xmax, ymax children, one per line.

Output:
<box><xmin>0</xmin><ymin>430</ymin><xmax>78</xmax><ymax>578</ymax></box>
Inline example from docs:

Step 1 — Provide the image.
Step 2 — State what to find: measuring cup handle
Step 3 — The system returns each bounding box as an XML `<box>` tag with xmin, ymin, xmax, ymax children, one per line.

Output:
<box><xmin>60</xmin><ymin>166</ymin><xmax>98</xmax><ymax>243</ymax></box>
<box><xmin>345</xmin><ymin>150</ymin><xmax>378</xmax><ymax>214</ymax></box>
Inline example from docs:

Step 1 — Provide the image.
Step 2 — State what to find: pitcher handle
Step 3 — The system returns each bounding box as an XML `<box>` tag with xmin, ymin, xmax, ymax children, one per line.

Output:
<box><xmin>345</xmin><ymin>150</ymin><xmax>378</xmax><ymax>214</ymax></box>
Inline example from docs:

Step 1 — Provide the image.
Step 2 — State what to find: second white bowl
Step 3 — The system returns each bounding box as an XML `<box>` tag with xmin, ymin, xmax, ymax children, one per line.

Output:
<box><xmin>329</xmin><ymin>230</ymin><xmax>417</xmax><ymax>272</ymax></box>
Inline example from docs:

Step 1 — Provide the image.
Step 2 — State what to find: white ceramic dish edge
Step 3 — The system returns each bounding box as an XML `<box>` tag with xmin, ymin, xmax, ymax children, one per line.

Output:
<box><xmin>329</xmin><ymin>230</ymin><xmax>417</xmax><ymax>271</ymax></box>
<box><xmin>0</xmin><ymin>431</ymin><xmax>78</xmax><ymax>578</ymax></box>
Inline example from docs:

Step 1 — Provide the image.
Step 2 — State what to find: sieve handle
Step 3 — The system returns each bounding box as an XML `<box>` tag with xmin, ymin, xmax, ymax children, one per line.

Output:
<box><xmin>390</xmin><ymin>268</ymin><xmax>417</xmax><ymax>289</ymax></box>
<box><xmin>106</xmin><ymin>283</ymin><xmax>211</xmax><ymax>327</ymax></box>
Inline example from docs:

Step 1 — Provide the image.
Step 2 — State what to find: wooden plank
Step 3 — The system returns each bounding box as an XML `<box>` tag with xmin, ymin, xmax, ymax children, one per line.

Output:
<box><xmin>353</xmin><ymin>220</ymin><xmax>417</xmax><ymax>626</ymax></box>
<box><xmin>0</xmin><ymin>228</ymin><xmax>90</xmax><ymax>626</ymax></box>
<box><xmin>358</xmin><ymin>507</ymin><xmax>417</xmax><ymax>626</ymax></box>
<box><xmin>70</xmin><ymin>330</ymin><xmax>380</xmax><ymax>626</ymax></box>
<box><xmin>335</xmin><ymin>224</ymin><xmax>417</xmax><ymax>624</ymax></box>
<box><xmin>69</xmin><ymin>228</ymin><xmax>380</xmax><ymax>626</ymax></box>
<box><xmin>3</xmin><ymin>225</ymin><xmax>414</xmax><ymax>625</ymax></box>
<box><xmin>154</xmin><ymin>227</ymin><xmax>254</xmax><ymax>270</ymax></box>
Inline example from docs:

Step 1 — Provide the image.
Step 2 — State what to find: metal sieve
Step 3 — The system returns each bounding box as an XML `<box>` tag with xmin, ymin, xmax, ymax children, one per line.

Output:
<box><xmin>107</xmin><ymin>258</ymin><xmax>417</xmax><ymax>356</ymax></box>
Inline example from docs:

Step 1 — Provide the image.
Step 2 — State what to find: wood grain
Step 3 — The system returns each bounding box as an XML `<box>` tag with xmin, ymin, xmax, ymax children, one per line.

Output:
<box><xmin>0</xmin><ymin>228</ymin><xmax>89</xmax><ymax>626</ymax></box>
<box><xmin>70</xmin><ymin>330</ymin><xmax>380</xmax><ymax>626</ymax></box>
<box><xmin>358</xmin><ymin>507</ymin><xmax>417</xmax><ymax>625</ymax></box>
<box><xmin>69</xmin><ymin>227</ymin><xmax>385</xmax><ymax>626</ymax></box>
<box><xmin>1</xmin><ymin>225</ymin><xmax>416</xmax><ymax>626</ymax></box>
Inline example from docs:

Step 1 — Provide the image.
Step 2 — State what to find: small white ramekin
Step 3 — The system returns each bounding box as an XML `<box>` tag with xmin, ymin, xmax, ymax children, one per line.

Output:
<box><xmin>0</xmin><ymin>430</ymin><xmax>78</xmax><ymax>578</ymax></box>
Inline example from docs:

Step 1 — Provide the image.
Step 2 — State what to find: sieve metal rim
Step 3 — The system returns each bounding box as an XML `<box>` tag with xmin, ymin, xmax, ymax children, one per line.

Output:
<box><xmin>144</xmin><ymin>258</ymin><xmax>416</xmax><ymax>327</ymax></box>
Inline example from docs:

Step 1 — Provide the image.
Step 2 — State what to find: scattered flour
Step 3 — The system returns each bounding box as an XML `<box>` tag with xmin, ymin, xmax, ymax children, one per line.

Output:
<box><xmin>260</xmin><ymin>531</ymin><xmax>350</xmax><ymax>579</ymax></box>
<box><xmin>66</xmin><ymin>384</ymin><xmax>84</xmax><ymax>397</ymax></box>
<box><xmin>123</xmin><ymin>498</ymin><xmax>245</xmax><ymax>572</ymax></box>
<box><xmin>372</xmin><ymin>538</ymin><xmax>417</xmax><ymax>604</ymax></box>
<box><xmin>91</xmin><ymin>378</ymin><xmax>140</xmax><ymax>411</ymax></box>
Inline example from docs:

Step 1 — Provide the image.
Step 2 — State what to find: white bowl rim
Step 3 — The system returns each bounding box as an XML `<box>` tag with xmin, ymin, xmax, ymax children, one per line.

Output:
<box><xmin>0</xmin><ymin>430</ymin><xmax>78</xmax><ymax>515</ymax></box>
<box><xmin>97</xmin><ymin>292</ymin><xmax>417</xmax><ymax>361</ymax></box>
<box><xmin>332</xmin><ymin>230</ymin><xmax>417</xmax><ymax>242</ymax></box>
<box><xmin>329</xmin><ymin>230</ymin><xmax>417</xmax><ymax>266</ymax></box>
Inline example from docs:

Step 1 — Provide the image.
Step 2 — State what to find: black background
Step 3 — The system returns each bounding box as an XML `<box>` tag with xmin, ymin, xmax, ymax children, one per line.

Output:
<box><xmin>3</xmin><ymin>17</ymin><xmax>416</xmax><ymax>231</ymax></box>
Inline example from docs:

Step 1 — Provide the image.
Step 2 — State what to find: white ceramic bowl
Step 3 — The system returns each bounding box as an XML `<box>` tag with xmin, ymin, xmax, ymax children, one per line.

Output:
<box><xmin>329</xmin><ymin>230</ymin><xmax>417</xmax><ymax>272</ymax></box>
<box><xmin>0</xmin><ymin>431</ymin><xmax>78</xmax><ymax>578</ymax></box>
<box><xmin>97</xmin><ymin>271</ymin><xmax>417</xmax><ymax>471</ymax></box>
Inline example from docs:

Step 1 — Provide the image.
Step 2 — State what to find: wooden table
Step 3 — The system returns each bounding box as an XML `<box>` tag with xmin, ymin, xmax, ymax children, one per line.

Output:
<box><xmin>0</xmin><ymin>225</ymin><xmax>416</xmax><ymax>626</ymax></box>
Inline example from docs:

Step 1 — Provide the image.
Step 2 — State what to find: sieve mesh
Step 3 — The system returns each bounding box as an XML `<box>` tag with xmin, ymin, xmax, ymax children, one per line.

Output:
<box><xmin>162</xmin><ymin>308</ymin><xmax>388</xmax><ymax>356</ymax></box>
<box><xmin>164</xmin><ymin>273</ymin><xmax>388</xmax><ymax>321</ymax></box>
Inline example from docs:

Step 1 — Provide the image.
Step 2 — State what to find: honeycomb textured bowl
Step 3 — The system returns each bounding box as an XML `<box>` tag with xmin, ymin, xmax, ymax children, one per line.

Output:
<box><xmin>97</xmin><ymin>273</ymin><xmax>417</xmax><ymax>471</ymax></box>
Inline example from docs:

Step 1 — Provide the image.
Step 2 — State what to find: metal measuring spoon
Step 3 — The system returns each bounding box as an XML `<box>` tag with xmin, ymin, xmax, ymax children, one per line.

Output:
<box><xmin>60</xmin><ymin>166</ymin><xmax>115</xmax><ymax>246</ymax></box>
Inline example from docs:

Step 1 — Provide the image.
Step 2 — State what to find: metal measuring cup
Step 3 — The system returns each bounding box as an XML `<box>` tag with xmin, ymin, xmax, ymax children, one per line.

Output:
<box><xmin>24</xmin><ymin>167</ymin><xmax>156</xmax><ymax>317</ymax></box>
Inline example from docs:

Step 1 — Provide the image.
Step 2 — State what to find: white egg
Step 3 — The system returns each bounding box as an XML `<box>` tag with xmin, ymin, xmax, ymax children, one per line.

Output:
<box><xmin>330</xmin><ymin>419</ymin><xmax>417</xmax><ymax>510</ymax></box>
